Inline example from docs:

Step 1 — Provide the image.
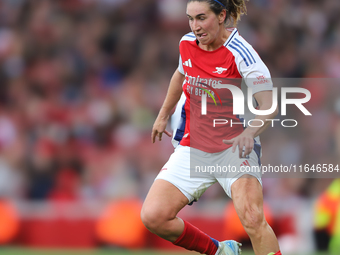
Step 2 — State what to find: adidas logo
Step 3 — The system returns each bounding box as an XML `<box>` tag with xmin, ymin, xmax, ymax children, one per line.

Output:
<box><xmin>183</xmin><ymin>59</ymin><xmax>192</xmax><ymax>67</ymax></box>
<box><xmin>241</xmin><ymin>160</ymin><xmax>251</xmax><ymax>167</ymax></box>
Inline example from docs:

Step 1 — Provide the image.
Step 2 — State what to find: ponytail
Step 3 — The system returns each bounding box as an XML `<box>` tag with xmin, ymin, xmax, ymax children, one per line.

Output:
<box><xmin>227</xmin><ymin>0</ymin><xmax>248</xmax><ymax>26</ymax></box>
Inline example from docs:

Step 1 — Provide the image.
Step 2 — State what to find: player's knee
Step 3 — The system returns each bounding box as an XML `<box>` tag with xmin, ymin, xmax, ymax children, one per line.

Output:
<box><xmin>239</xmin><ymin>203</ymin><xmax>266</xmax><ymax>237</ymax></box>
<box><xmin>140</xmin><ymin>206</ymin><xmax>169</xmax><ymax>234</ymax></box>
<box><xmin>141</xmin><ymin>207</ymin><xmax>159</xmax><ymax>233</ymax></box>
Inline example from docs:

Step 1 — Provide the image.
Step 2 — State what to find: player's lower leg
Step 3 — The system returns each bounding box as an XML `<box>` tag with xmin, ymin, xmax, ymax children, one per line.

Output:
<box><xmin>244</xmin><ymin>219</ymin><xmax>280</xmax><ymax>255</ymax></box>
<box><xmin>172</xmin><ymin>219</ymin><xmax>220</xmax><ymax>255</ymax></box>
<box><xmin>145</xmin><ymin>217</ymin><xmax>241</xmax><ymax>255</ymax></box>
<box><xmin>231</xmin><ymin>176</ymin><xmax>281</xmax><ymax>255</ymax></box>
<box><xmin>141</xmin><ymin>180</ymin><xmax>237</xmax><ymax>255</ymax></box>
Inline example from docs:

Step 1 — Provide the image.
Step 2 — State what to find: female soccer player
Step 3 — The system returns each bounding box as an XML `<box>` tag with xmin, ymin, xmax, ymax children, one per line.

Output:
<box><xmin>141</xmin><ymin>1</ymin><xmax>282</xmax><ymax>255</ymax></box>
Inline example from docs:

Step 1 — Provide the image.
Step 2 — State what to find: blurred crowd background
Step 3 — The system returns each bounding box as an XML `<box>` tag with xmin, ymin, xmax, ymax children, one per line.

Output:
<box><xmin>0</xmin><ymin>0</ymin><xmax>339</xmax><ymax>254</ymax></box>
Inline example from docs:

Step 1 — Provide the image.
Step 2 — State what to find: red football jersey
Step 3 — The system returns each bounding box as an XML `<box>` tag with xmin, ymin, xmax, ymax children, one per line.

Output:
<box><xmin>173</xmin><ymin>28</ymin><xmax>273</xmax><ymax>153</ymax></box>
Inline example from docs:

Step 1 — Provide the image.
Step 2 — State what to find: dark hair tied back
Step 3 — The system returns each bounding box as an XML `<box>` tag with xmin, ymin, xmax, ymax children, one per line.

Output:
<box><xmin>187</xmin><ymin>0</ymin><xmax>248</xmax><ymax>26</ymax></box>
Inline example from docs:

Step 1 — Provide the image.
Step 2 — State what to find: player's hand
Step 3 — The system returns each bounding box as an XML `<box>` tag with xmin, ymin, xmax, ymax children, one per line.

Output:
<box><xmin>151</xmin><ymin>116</ymin><xmax>172</xmax><ymax>143</ymax></box>
<box><xmin>223</xmin><ymin>132</ymin><xmax>254</xmax><ymax>158</ymax></box>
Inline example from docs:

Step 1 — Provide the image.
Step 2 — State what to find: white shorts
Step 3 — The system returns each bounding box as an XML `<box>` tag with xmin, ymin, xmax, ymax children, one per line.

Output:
<box><xmin>155</xmin><ymin>145</ymin><xmax>262</xmax><ymax>204</ymax></box>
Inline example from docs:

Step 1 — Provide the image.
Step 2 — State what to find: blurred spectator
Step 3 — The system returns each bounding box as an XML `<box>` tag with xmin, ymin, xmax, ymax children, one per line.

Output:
<box><xmin>314</xmin><ymin>179</ymin><xmax>340</xmax><ymax>254</ymax></box>
<box><xmin>0</xmin><ymin>0</ymin><xmax>337</xmax><ymax>191</ymax></box>
<box><xmin>0</xmin><ymin>2</ymin><xmax>339</xmax><ymax>253</ymax></box>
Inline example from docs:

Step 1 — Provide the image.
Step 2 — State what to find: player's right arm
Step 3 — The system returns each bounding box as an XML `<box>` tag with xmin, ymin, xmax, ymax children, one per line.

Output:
<box><xmin>151</xmin><ymin>68</ymin><xmax>185</xmax><ymax>143</ymax></box>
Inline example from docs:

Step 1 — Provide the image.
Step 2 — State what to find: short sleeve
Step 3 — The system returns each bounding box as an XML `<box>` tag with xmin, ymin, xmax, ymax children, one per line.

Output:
<box><xmin>178</xmin><ymin>54</ymin><xmax>184</xmax><ymax>75</ymax></box>
<box><xmin>226</xmin><ymin>34</ymin><xmax>273</xmax><ymax>95</ymax></box>
<box><xmin>238</xmin><ymin>51</ymin><xmax>273</xmax><ymax>94</ymax></box>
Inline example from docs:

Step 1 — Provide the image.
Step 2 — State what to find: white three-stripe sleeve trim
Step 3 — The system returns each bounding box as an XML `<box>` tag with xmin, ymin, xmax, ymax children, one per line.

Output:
<box><xmin>226</xmin><ymin>36</ymin><xmax>273</xmax><ymax>95</ymax></box>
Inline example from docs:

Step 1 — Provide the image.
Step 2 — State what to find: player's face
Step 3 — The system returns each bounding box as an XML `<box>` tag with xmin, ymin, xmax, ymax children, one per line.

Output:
<box><xmin>186</xmin><ymin>1</ymin><xmax>224</xmax><ymax>47</ymax></box>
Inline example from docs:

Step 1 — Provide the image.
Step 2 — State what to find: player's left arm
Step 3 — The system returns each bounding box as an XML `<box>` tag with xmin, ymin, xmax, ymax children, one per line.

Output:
<box><xmin>223</xmin><ymin>90</ymin><xmax>278</xmax><ymax>158</ymax></box>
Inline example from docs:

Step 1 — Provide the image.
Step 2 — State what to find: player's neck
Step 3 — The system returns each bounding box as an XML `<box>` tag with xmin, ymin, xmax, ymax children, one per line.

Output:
<box><xmin>199</xmin><ymin>28</ymin><xmax>232</xmax><ymax>51</ymax></box>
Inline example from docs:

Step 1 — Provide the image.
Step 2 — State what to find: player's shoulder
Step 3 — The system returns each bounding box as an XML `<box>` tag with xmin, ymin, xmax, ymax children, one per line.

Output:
<box><xmin>180</xmin><ymin>32</ymin><xmax>197</xmax><ymax>44</ymax></box>
<box><xmin>223</xmin><ymin>28</ymin><xmax>252</xmax><ymax>49</ymax></box>
<box><xmin>224</xmin><ymin>28</ymin><xmax>258</xmax><ymax>66</ymax></box>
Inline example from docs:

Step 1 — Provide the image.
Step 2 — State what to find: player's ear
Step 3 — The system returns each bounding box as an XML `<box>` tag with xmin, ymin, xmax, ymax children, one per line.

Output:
<box><xmin>219</xmin><ymin>9</ymin><xmax>226</xmax><ymax>24</ymax></box>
